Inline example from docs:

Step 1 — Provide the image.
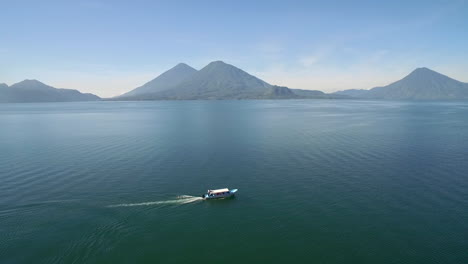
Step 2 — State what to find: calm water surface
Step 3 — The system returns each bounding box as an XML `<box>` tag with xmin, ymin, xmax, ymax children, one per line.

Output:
<box><xmin>0</xmin><ymin>100</ymin><xmax>467</xmax><ymax>263</ymax></box>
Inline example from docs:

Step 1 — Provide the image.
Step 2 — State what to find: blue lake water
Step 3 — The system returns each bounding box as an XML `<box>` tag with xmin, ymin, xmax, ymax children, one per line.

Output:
<box><xmin>1</xmin><ymin>100</ymin><xmax>467</xmax><ymax>263</ymax></box>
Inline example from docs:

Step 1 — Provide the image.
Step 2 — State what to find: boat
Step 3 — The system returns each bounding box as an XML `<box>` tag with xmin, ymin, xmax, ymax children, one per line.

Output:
<box><xmin>202</xmin><ymin>188</ymin><xmax>238</xmax><ymax>200</ymax></box>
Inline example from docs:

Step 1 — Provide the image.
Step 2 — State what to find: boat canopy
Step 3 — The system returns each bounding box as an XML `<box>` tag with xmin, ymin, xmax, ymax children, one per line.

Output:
<box><xmin>209</xmin><ymin>188</ymin><xmax>229</xmax><ymax>193</ymax></box>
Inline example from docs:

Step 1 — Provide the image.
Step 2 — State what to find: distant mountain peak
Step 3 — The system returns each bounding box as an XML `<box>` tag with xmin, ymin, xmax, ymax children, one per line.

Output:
<box><xmin>404</xmin><ymin>67</ymin><xmax>455</xmax><ymax>82</ymax></box>
<box><xmin>414</xmin><ymin>67</ymin><xmax>431</xmax><ymax>71</ymax></box>
<box><xmin>200</xmin><ymin>61</ymin><xmax>250</xmax><ymax>75</ymax></box>
<box><xmin>143</xmin><ymin>60</ymin><xmax>274</xmax><ymax>99</ymax></box>
<box><xmin>12</xmin><ymin>79</ymin><xmax>51</xmax><ymax>89</ymax></box>
<box><xmin>167</xmin><ymin>62</ymin><xmax>196</xmax><ymax>73</ymax></box>
<box><xmin>204</xmin><ymin>60</ymin><xmax>231</xmax><ymax>68</ymax></box>
<box><xmin>1</xmin><ymin>80</ymin><xmax>100</xmax><ymax>103</ymax></box>
<box><xmin>209</xmin><ymin>60</ymin><xmax>226</xmax><ymax>64</ymax></box>
<box><xmin>18</xmin><ymin>79</ymin><xmax>45</xmax><ymax>85</ymax></box>
<box><xmin>197</xmin><ymin>61</ymin><xmax>264</xmax><ymax>82</ymax></box>
<box><xmin>409</xmin><ymin>67</ymin><xmax>439</xmax><ymax>75</ymax></box>
<box><xmin>118</xmin><ymin>62</ymin><xmax>197</xmax><ymax>97</ymax></box>
<box><xmin>174</xmin><ymin>62</ymin><xmax>194</xmax><ymax>69</ymax></box>
<box><xmin>336</xmin><ymin>67</ymin><xmax>468</xmax><ymax>100</ymax></box>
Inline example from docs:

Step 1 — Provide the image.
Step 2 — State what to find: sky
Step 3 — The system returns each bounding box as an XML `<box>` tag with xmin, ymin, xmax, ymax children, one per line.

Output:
<box><xmin>1</xmin><ymin>0</ymin><xmax>467</xmax><ymax>97</ymax></box>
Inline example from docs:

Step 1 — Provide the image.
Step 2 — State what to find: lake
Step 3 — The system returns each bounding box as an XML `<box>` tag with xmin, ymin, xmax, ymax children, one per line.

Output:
<box><xmin>1</xmin><ymin>100</ymin><xmax>467</xmax><ymax>263</ymax></box>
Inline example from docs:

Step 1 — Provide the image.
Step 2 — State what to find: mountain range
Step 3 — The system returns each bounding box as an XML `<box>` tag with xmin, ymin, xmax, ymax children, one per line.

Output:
<box><xmin>0</xmin><ymin>80</ymin><xmax>100</xmax><ymax>103</ymax></box>
<box><xmin>335</xmin><ymin>67</ymin><xmax>468</xmax><ymax>100</ymax></box>
<box><xmin>116</xmin><ymin>61</ymin><xmax>342</xmax><ymax>100</ymax></box>
<box><xmin>1</xmin><ymin>62</ymin><xmax>467</xmax><ymax>103</ymax></box>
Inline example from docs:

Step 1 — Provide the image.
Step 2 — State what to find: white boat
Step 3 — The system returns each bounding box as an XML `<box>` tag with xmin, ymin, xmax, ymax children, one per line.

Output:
<box><xmin>202</xmin><ymin>188</ymin><xmax>238</xmax><ymax>200</ymax></box>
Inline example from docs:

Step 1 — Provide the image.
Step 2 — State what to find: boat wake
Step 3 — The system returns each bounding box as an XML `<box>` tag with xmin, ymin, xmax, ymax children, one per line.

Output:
<box><xmin>107</xmin><ymin>195</ymin><xmax>203</xmax><ymax>208</ymax></box>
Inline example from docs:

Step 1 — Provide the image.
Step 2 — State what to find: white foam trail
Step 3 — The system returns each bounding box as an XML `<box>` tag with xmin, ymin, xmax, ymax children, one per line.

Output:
<box><xmin>108</xmin><ymin>195</ymin><xmax>203</xmax><ymax>208</ymax></box>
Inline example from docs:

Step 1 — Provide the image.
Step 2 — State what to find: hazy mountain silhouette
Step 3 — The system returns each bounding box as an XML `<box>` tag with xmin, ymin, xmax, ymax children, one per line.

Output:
<box><xmin>335</xmin><ymin>68</ymin><xmax>468</xmax><ymax>100</ymax></box>
<box><xmin>292</xmin><ymin>89</ymin><xmax>349</xmax><ymax>99</ymax></box>
<box><xmin>4</xmin><ymin>66</ymin><xmax>468</xmax><ymax>102</ymax></box>
<box><xmin>0</xmin><ymin>80</ymin><xmax>100</xmax><ymax>103</ymax></box>
<box><xmin>115</xmin><ymin>61</ymin><xmax>343</xmax><ymax>100</ymax></box>
<box><xmin>332</xmin><ymin>89</ymin><xmax>369</xmax><ymax>98</ymax></box>
<box><xmin>266</xmin><ymin>85</ymin><xmax>298</xmax><ymax>98</ymax></box>
<box><xmin>152</xmin><ymin>61</ymin><xmax>275</xmax><ymax>99</ymax></box>
<box><xmin>120</xmin><ymin>63</ymin><xmax>197</xmax><ymax>97</ymax></box>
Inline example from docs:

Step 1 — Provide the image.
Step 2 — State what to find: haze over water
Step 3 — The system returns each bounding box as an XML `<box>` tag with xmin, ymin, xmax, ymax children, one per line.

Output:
<box><xmin>1</xmin><ymin>100</ymin><xmax>467</xmax><ymax>263</ymax></box>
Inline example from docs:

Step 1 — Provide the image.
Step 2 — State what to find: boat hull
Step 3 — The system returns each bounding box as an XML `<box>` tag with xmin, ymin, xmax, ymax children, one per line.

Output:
<box><xmin>202</xmin><ymin>189</ymin><xmax>238</xmax><ymax>200</ymax></box>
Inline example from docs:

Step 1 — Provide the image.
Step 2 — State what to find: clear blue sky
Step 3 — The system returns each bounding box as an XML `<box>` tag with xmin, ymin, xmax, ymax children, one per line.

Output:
<box><xmin>1</xmin><ymin>0</ymin><xmax>467</xmax><ymax>97</ymax></box>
